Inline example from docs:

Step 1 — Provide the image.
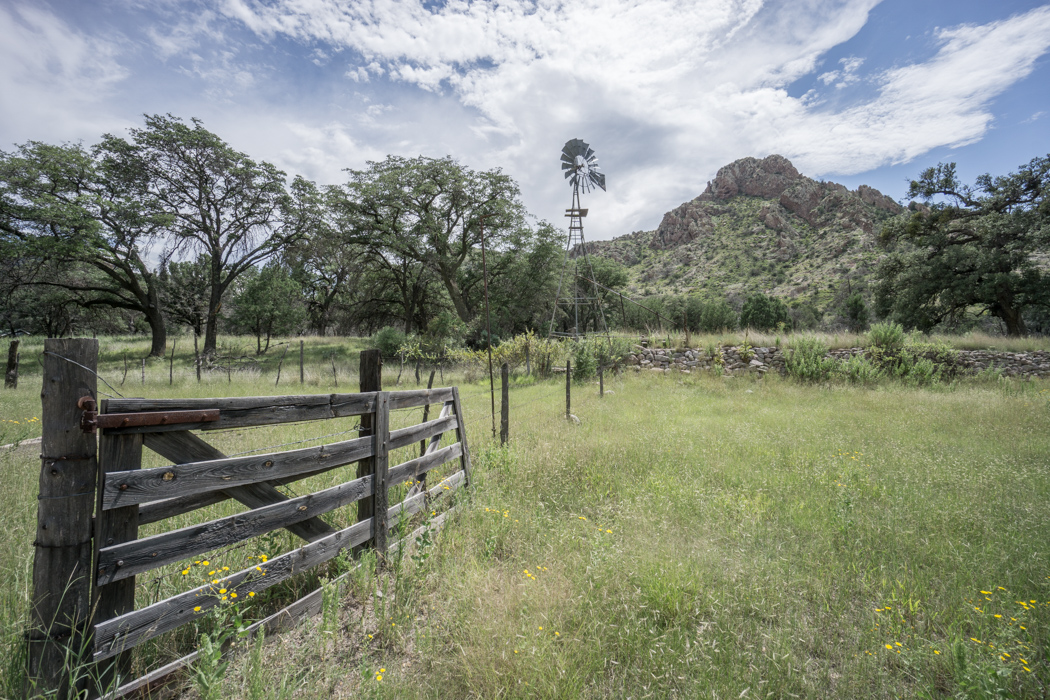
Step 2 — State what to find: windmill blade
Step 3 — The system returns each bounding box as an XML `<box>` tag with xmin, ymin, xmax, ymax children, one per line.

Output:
<box><xmin>585</xmin><ymin>147</ymin><xmax>595</xmax><ymax>160</ymax></box>
<box><xmin>561</xmin><ymin>152</ymin><xmax>574</xmax><ymax>164</ymax></box>
<box><xmin>561</xmin><ymin>162</ymin><xmax>574</xmax><ymax>170</ymax></box>
<box><xmin>589</xmin><ymin>171</ymin><xmax>606</xmax><ymax>192</ymax></box>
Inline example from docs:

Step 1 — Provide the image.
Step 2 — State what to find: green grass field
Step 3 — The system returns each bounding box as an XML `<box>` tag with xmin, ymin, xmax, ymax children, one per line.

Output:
<box><xmin>1</xmin><ymin>335</ymin><xmax>1048</xmax><ymax>698</ymax></box>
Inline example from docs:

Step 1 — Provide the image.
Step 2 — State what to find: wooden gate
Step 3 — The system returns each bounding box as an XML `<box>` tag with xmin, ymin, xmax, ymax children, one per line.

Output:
<box><xmin>28</xmin><ymin>341</ymin><xmax>471</xmax><ymax>698</ymax></box>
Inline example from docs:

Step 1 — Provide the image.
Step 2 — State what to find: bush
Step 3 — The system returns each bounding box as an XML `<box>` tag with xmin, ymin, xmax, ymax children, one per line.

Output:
<box><xmin>867</xmin><ymin>322</ymin><xmax>904</xmax><ymax>351</ymax></box>
<box><xmin>845</xmin><ymin>293</ymin><xmax>869</xmax><ymax>332</ymax></box>
<box><xmin>836</xmin><ymin>354</ymin><xmax>883</xmax><ymax>385</ymax></box>
<box><xmin>740</xmin><ymin>294</ymin><xmax>791</xmax><ymax>331</ymax></box>
<box><xmin>698</xmin><ymin>299</ymin><xmax>737</xmax><ymax>332</ymax></box>
<box><xmin>570</xmin><ymin>341</ymin><xmax>597</xmax><ymax>382</ymax></box>
<box><xmin>786</xmin><ymin>337</ymin><xmax>835</xmax><ymax>382</ymax></box>
<box><xmin>371</xmin><ymin>326</ymin><xmax>407</xmax><ymax>358</ymax></box>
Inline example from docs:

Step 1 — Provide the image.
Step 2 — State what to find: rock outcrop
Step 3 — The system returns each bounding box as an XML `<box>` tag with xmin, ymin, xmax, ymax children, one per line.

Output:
<box><xmin>648</xmin><ymin>154</ymin><xmax>903</xmax><ymax>252</ymax></box>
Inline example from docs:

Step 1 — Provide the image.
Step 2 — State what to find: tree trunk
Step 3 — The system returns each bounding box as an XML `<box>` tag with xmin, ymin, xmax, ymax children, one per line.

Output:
<box><xmin>145</xmin><ymin>301</ymin><xmax>168</xmax><ymax>358</ymax></box>
<box><xmin>997</xmin><ymin>297</ymin><xmax>1027</xmax><ymax>336</ymax></box>
<box><xmin>440</xmin><ymin>273</ymin><xmax>472</xmax><ymax>323</ymax></box>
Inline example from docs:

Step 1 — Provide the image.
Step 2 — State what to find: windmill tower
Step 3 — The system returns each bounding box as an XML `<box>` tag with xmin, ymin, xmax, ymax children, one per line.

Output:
<box><xmin>548</xmin><ymin>138</ymin><xmax>610</xmax><ymax>340</ymax></box>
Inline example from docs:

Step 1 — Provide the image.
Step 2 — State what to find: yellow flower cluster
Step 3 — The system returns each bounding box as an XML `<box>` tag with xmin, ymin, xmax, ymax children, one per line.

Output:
<box><xmin>1</xmin><ymin>416</ymin><xmax>39</xmax><ymax>425</ymax></box>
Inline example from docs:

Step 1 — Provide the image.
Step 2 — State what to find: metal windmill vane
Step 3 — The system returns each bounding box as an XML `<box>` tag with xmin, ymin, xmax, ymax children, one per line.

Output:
<box><xmin>561</xmin><ymin>138</ymin><xmax>607</xmax><ymax>194</ymax></box>
<box><xmin>549</xmin><ymin>138</ymin><xmax>611</xmax><ymax>341</ymax></box>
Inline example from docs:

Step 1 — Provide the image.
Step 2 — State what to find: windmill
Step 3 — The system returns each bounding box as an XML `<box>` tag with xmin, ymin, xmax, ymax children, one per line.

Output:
<box><xmin>548</xmin><ymin>138</ymin><xmax>610</xmax><ymax>340</ymax></box>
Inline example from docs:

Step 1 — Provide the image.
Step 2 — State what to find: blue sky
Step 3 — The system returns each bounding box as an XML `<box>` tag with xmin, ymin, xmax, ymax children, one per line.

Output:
<box><xmin>2</xmin><ymin>0</ymin><xmax>1049</xmax><ymax>241</ymax></box>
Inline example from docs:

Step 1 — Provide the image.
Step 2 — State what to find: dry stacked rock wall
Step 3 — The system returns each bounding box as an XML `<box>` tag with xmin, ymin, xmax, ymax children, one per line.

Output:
<box><xmin>626</xmin><ymin>347</ymin><xmax>1050</xmax><ymax>379</ymax></box>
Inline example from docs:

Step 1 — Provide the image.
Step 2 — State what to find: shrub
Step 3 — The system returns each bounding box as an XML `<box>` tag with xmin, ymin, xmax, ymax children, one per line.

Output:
<box><xmin>867</xmin><ymin>322</ymin><xmax>905</xmax><ymax>351</ymax></box>
<box><xmin>845</xmin><ymin>293</ymin><xmax>869</xmax><ymax>332</ymax></box>
<box><xmin>836</xmin><ymin>354</ymin><xmax>883</xmax><ymax>385</ymax></box>
<box><xmin>786</xmin><ymin>337</ymin><xmax>835</xmax><ymax>382</ymax></box>
<box><xmin>570</xmin><ymin>341</ymin><xmax>597</xmax><ymax>382</ymax></box>
<box><xmin>740</xmin><ymin>294</ymin><xmax>791</xmax><ymax>331</ymax></box>
<box><xmin>371</xmin><ymin>326</ymin><xmax>407</xmax><ymax>358</ymax></box>
<box><xmin>699</xmin><ymin>300</ymin><xmax>737</xmax><ymax>332</ymax></box>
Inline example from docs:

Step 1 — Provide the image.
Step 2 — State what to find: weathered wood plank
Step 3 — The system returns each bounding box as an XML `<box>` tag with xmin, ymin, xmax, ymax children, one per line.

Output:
<box><xmin>136</xmin><ymin>458</ymin><xmax>353</xmax><ymax>525</ymax></box>
<box><xmin>388</xmin><ymin>387</ymin><xmax>454</xmax><ymax>410</ymax></box>
<box><xmin>138</xmin><ymin>431</ymin><xmax>336</xmax><ymax>543</ymax></box>
<box><xmin>105</xmin><ymin>395</ymin><xmax>334</xmax><ymax>432</ymax></box>
<box><xmin>102</xmin><ymin>433</ymin><xmax>372</xmax><ymax>509</ymax></box>
<box><xmin>93</xmin><ymin>430</ymin><xmax>142</xmax><ymax>690</ymax></box>
<box><xmin>329</xmin><ymin>393</ymin><xmax>375</xmax><ymax>418</ymax></box>
<box><xmin>452</xmin><ymin>387</ymin><xmax>473</xmax><ymax>486</ymax></box>
<box><xmin>387</xmin><ymin>413</ymin><xmax>458</xmax><ymax>452</ymax></box>
<box><xmin>385</xmin><ymin>468</ymin><xmax>465</xmax><ymax>532</ymax></box>
<box><xmin>104</xmin><ymin>388</ymin><xmax>454</xmax><ymax>432</ymax></box>
<box><xmin>386</xmin><ymin>443</ymin><xmax>462</xmax><ymax>493</ymax></box>
<box><xmin>93</xmin><ymin>517</ymin><xmax>373</xmax><ymax>661</ymax></box>
<box><xmin>406</xmin><ymin>401</ymin><xmax>453</xmax><ymax>498</ymax></box>
<box><xmin>97</xmin><ymin>473</ymin><xmax>373</xmax><ymax>585</ymax></box>
<box><xmin>137</xmin><ymin>491</ymin><xmax>230</xmax><ymax>526</ymax></box>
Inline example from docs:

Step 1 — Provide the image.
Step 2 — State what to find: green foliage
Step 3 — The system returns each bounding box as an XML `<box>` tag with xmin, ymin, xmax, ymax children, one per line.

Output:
<box><xmin>867</xmin><ymin>321</ymin><xmax>905</xmax><ymax>351</ymax></box>
<box><xmin>874</xmin><ymin>156</ymin><xmax>1050</xmax><ymax>336</ymax></box>
<box><xmin>786</xmin><ymin>337</ymin><xmax>835</xmax><ymax>382</ymax></box>
<box><xmin>698</xmin><ymin>298</ymin><xmax>738</xmax><ymax>332</ymax></box>
<box><xmin>835</xmin><ymin>354</ymin><xmax>883</xmax><ymax>385</ymax></box>
<box><xmin>571</xmin><ymin>341</ymin><xmax>598</xmax><ymax>382</ymax></box>
<box><xmin>844</xmin><ymin>292</ymin><xmax>869</xmax><ymax>332</ymax></box>
<box><xmin>740</xmin><ymin>294</ymin><xmax>791</xmax><ymax>331</ymax></box>
<box><xmin>371</xmin><ymin>326</ymin><xmax>407</xmax><ymax>358</ymax></box>
<box><xmin>230</xmin><ymin>264</ymin><xmax>306</xmax><ymax>354</ymax></box>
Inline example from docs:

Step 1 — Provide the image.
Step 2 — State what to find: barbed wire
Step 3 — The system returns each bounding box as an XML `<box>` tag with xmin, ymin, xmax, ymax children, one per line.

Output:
<box><xmin>41</xmin><ymin>351</ymin><xmax>125</xmax><ymax>398</ymax></box>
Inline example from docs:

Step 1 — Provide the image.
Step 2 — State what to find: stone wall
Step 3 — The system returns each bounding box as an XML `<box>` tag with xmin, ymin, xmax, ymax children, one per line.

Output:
<box><xmin>626</xmin><ymin>346</ymin><xmax>1050</xmax><ymax>379</ymax></box>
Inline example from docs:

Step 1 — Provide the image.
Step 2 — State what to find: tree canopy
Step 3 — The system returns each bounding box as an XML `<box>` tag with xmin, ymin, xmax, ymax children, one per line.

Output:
<box><xmin>874</xmin><ymin>156</ymin><xmax>1049</xmax><ymax>336</ymax></box>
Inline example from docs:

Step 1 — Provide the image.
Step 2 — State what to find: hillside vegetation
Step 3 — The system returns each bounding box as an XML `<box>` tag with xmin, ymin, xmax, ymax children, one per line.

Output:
<box><xmin>586</xmin><ymin>155</ymin><xmax>904</xmax><ymax>319</ymax></box>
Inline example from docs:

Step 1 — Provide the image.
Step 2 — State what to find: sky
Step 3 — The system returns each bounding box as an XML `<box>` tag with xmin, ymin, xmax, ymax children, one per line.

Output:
<box><xmin>2</xmin><ymin>0</ymin><xmax>1049</xmax><ymax>241</ymax></box>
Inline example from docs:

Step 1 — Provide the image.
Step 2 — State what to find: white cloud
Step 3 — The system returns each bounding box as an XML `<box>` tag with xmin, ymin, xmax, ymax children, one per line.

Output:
<box><xmin>4</xmin><ymin>1</ymin><xmax>1050</xmax><ymax>240</ymax></box>
<box><xmin>0</xmin><ymin>4</ymin><xmax>130</xmax><ymax>142</ymax></box>
<box><xmin>818</xmin><ymin>55</ymin><xmax>865</xmax><ymax>87</ymax></box>
<box><xmin>778</xmin><ymin>5</ymin><xmax>1050</xmax><ymax>174</ymax></box>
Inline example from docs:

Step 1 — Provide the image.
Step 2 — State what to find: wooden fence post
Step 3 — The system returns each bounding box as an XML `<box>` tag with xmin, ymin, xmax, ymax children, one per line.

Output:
<box><xmin>5</xmin><ymin>339</ymin><xmax>18</xmax><ymax>389</ymax></box>
<box><xmin>419</xmin><ymin>370</ymin><xmax>436</xmax><ymax>457</ymax></box>
<box><xmin>168</xmin><ymin>341</ymin><xmax>176</xmax><ymax>386</ymax></box>
<box><xmin>140</xmin><ymin>358</ymin><xmax>145</xmax><ymax>385</ymax></box>
<box><xmin>500</xmin><ymin>363</ymin><xmax>509</xmax><ymax>446</ymax></box>
<box><xmin>93</xmin><ymin>425</ymin><xmax>143</xmax><ymax>691</ymax></box>
<box><xmin>565</xmin><ymin>360</ymin><xmax>571</xmax><ymax>420</ymax></box>
<box><xmin>373</xmin><ymin>392</ymin><xmax>390</xmax><ymax>555</ymax></box>
<box><xmin>29</xmin><ymin>338</ymin><xmax>98</xmax><ymax>699</ymax></box>
<box><xmin>355</xmin><ymin>350</ymin><xmax>382</xmax><ymax>553</ymax></box>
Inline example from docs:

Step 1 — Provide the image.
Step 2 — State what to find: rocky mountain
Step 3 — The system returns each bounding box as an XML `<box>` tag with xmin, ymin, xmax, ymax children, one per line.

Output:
<box><xmin>585</xmin><ymin>155</ymin><xmax>905</xmax><ymax>315</ymax></box>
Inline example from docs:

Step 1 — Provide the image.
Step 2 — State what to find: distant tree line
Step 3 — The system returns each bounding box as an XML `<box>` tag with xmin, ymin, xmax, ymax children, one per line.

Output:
<box><xmin>0</xmin><ymin>115</ymin><xmax>565</xmax><ymax>354</ymax></box>
<box><xmin>1</xmin><ymin>115</ymin><xmax>1045</xmax><ymax>347</ymax></box>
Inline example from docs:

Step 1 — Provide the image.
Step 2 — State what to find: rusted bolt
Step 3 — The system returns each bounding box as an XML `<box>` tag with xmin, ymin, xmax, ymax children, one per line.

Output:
<box><xmin>264</xmin><ymin>460</ymin><xmax>273</xmax><ymax>467</ymax></box>
<box><xmin>151</xmin><ymin>552</ymin><xmax>158</xmax><ymax>557</ymax></box>
<box><xmin>119</xmin><ymin>484</ymin><xmax>129</xmax><ymax>491</ymax></box>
